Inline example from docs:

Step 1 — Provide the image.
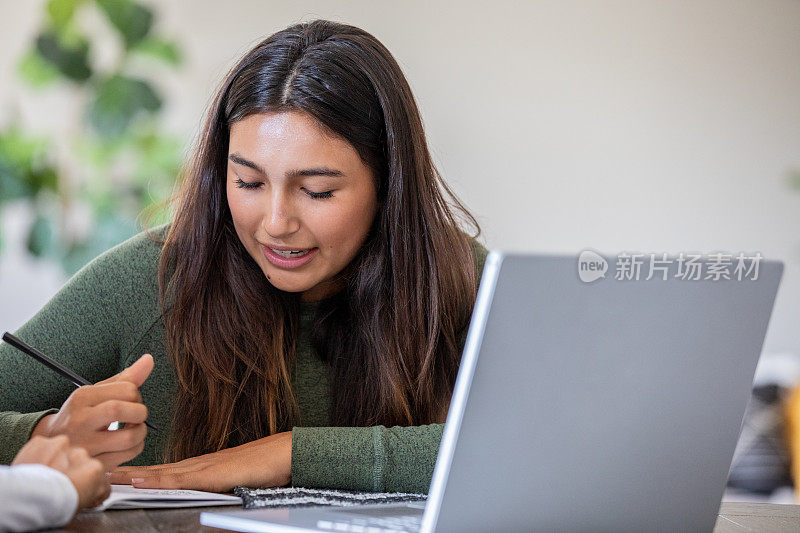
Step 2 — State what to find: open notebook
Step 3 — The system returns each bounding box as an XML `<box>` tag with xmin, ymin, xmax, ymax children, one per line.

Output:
<box><xmin>93</xmin><ymin>484</ymin><xmax>242</xmax><ymax>510</ymax></box>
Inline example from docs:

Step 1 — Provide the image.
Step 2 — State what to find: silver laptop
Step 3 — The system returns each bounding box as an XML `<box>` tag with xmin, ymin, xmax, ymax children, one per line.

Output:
<box><xmin>201</xmin><ymin>251</ymin><xmax>783</xmax><ymax>532</ymax></box>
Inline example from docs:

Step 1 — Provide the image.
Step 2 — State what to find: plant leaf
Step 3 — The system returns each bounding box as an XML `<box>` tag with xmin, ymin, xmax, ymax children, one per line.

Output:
<box><xmin>0</xmin><ymin>158</ymin><xmax>26</xmax><ymax>202</ymax></box>
<box><xmin>95</xmin><ymin>0</ymin><xmax>153</xmax><ymax>49</ymax></box>
<box><xmin>47</xmin><ymin>0</ymin><xmax>84</xmax><ymax>32</ymax></box>
<box><xmin>26</xmin><ymin>214</ymin><xmax>55</xmax><ymax>258</ymax></box>
<box><xmin>87</xmin><ymin>75</ymin><xmax>162</xmax><ymax>137</ymax></box>
<box><xmin>0</xmin><ymin>128</ymin><xmax>58</xmax><ymax>200</ymax></box>
<box><xmin>17</xmin><ymin>50</ymin><xmax>61</xmax><ymax>87</ymax></box>
<box><xmin>35</xmin><ymin>30</ymin><xmax>91</xmax><ymax>82</ymax></box>
<box><xmin>131</xmin><ymin>36</ymin><xmax>182</xmax><ymax>66</ymax></box>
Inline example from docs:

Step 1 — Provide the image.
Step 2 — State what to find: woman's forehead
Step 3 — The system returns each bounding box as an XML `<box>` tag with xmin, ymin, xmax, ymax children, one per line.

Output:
<box><xmin>231</xmin><ymin>111</ymin><xmax>338</xmax><ymax>142</ymax></box>
<box><xmin>227</xmin><ymin>112</ymin><xmax>368</xmax><ymax>177</ymax></box>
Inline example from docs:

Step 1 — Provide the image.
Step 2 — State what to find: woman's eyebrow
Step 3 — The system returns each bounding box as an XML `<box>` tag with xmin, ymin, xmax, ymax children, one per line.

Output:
<box><xmin>228</xmin><ymin>153</ymin><xmax>344</xmax><ymax>179</ymax></box>
<box><xmin>229</xmin><ymin>153</ymin><xmax>266</xmax><ymax>174</ymax></box>
<box><xmin>286</xmin><ymin>167</ymin><xmax>344</xmax><ymax>179</ymax></box>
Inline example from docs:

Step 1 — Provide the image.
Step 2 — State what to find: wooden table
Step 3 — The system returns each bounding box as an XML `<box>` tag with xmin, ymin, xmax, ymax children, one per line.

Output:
<box><xmin>714</xmin><ymin>503</ymin><xmax>800</xmax><ymax>532</ymax></box>
<box><xmin>51</xmin><ymin>502</ymin><xmax>800</xmax><ymax>532</ymax></box>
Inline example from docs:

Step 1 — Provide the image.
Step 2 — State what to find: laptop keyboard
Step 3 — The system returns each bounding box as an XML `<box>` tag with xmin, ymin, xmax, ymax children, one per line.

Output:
<box><xmin>316</xmin><ymin>515</ymin><xmax>422</xmax><ymax>532</ymax></box>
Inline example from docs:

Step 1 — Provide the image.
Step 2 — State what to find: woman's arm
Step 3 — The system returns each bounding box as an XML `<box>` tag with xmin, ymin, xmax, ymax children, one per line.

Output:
<box><xmin>0</xmin><ymin>228</ymin><xmax>165</xmax><ymax>465</ymax></box>
<box><xmin>108</xmin><ymin>424</ymin><xmax>440</xmax><ymax>494</ymax></box>
<box><xmin>0</xmin><ymin>250</ymin><xmax>122</xmax><ymax>464</ymax></box>
<box><xmin>292</xmin><ymin>424</ymin><xmax>441</xmax><ymax>493</ymax></box>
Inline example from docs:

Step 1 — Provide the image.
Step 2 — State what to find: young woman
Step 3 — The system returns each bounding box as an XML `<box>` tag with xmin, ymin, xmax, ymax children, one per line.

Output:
<box><xmin>0</xmin><ymin>19</ymin><xmax>487</xmax><ymax>494</ymax></box>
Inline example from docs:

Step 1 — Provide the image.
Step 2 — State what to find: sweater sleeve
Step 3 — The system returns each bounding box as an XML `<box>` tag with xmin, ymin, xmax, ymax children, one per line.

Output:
<box><xmin>0</xmin><ymin>464</ymin><xmax>78</xmax><ymax>531</ymax></box>
<box><xmin>291</xmin><ymin>237</ymin><xmax>489</xmax><ymax>494</ymax></box>
<box><xmin>291</xmin><ymin>424</ymin><xmax>443</xmax><ymax>493</ymax></box>
<box><xmin>0</xmin><ymin>242</ymin><xmax>129</xmax><ymax>464</ymax></box>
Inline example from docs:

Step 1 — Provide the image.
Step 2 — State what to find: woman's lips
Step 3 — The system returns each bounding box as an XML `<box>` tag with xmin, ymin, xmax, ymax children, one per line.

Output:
<box><xmin>261</xmin><ymin>245</ymin><xmax>318</xmax><ymax>269</ymax></box>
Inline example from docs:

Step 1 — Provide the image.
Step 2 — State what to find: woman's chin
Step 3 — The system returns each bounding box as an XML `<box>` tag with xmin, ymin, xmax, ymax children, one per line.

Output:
<box><xmin>264</xmin><ymin>275</ymin><xmax>318</xmax><ymax>295</ymax></box>
<box><xmin>270</xmin><ymin>282</ymin><xmax>314</xmax><ymax>295</ymax></box>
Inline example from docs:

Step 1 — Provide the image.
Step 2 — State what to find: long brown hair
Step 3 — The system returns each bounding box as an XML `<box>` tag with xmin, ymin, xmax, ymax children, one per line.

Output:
<box><xmin>152</xmin><ymin>20</ymin><xmax>481</xmax><ymax>461</ymax></box>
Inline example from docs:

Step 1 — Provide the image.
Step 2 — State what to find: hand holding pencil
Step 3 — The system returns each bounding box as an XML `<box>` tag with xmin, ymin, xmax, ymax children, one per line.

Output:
<box><xmin>29</xmin><ymin>354</ymin><xmax>155</xmax><ymax>471</ymax></box>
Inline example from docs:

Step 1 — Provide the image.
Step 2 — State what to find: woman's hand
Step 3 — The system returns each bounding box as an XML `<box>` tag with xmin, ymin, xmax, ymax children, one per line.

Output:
<box><xmin>13</xmin><ymin>434</ymin><xmax>111</xmax><ymax>510</ymax></box>
<box><xmin>31</xmin><ymin>354</ymin><xmax>154</xmax><ymax>471</ymax></box>
<box><xmin>109</xmin><ymin>431</ymin><xmax>293</xmax><ymax>492</ymax></box>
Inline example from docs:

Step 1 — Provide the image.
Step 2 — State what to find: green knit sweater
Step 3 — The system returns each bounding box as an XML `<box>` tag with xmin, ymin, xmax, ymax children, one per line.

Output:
<box><xmin>0</xmin><ymin>224</ymin><xmax>487</xmax><ymax>494</ymax></box>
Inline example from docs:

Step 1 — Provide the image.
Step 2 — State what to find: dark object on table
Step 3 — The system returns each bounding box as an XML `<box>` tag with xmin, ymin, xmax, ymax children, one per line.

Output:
<box><xmin>233</xmin><ymin>486</ymin><xmax>426</xmax><ymax>509</ymax></box>
<box><xmin>727</xmin><ymin>384</ymin><xmax>793</xmax><ymax>494</ymax></box>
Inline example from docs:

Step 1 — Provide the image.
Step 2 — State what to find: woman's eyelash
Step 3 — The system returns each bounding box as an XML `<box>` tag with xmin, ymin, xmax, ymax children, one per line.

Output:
<box><xmin>304</xmin><ymin>189</ymin><xmax>333</xmax><ymax>199</ymax></box>
<box><xmin>234</xmin><ymin>178</ymin><xmax>260</xmax><ymax>190</ymax></box>
<box><xmin>233</xmin><ymin>178</ymin><xmax>333</xmax><ymax>199</ymax></box>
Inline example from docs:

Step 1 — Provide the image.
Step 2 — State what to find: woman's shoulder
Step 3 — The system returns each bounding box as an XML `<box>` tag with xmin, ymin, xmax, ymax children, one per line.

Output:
<box><xmin>72</xmin><ymin>222</ymin><xmax>171</xmax><ymax>315</ymax></box>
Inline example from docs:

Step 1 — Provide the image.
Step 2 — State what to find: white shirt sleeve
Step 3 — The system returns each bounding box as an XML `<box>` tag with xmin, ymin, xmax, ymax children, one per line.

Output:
<box><xmin>0</xmin><ymin>464</ymin><xmax>78</xmax><ymax>532</ymax></box>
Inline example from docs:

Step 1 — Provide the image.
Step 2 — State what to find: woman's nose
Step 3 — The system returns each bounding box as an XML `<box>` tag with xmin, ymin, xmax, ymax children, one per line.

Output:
<box><xmin>263</xmin><ymin>190</ymin><xmax>300</xmax><ymax>238</ymax></box>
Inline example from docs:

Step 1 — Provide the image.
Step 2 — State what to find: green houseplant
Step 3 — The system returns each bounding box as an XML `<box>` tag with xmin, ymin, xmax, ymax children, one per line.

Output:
<box><xmin>0</xmin><ymin>0</ymin><xmax>183</xmax><ymax>275</ymax></box>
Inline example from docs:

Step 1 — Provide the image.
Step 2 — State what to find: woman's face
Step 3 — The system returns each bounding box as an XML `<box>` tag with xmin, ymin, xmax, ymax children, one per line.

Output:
<box><xmin>227</xmin><ymin>111</ymin><xmax>379</xmax><ymax>301</ymax></box>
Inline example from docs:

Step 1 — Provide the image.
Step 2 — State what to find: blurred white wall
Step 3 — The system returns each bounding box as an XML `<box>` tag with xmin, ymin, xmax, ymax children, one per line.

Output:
<box><xmin>1</xmin><ymin>0</ymin><xmax>799</xmax><ymax>355</ymax></box>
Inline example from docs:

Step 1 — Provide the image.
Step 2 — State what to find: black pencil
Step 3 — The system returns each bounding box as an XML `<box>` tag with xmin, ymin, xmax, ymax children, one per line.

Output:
<box><xmin>2</xmin><ymin>332</ymin><xmax>159</xmax><ymax>432</ymax></box>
